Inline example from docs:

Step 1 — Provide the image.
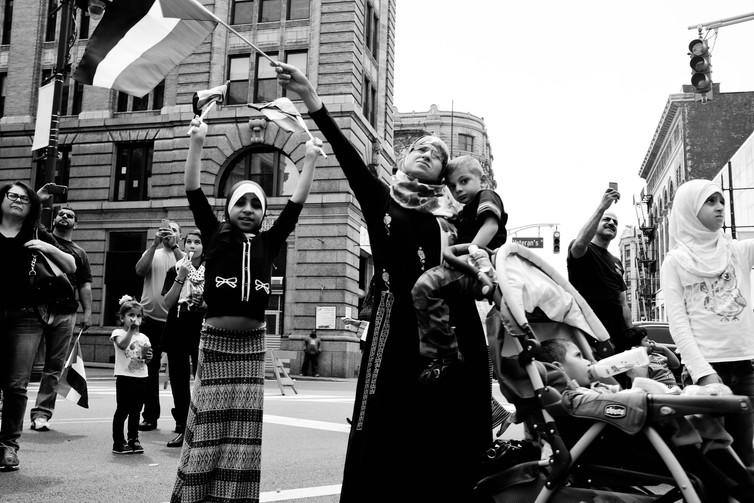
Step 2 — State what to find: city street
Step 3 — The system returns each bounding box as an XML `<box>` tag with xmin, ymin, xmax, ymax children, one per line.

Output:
<box><xmin>1</xmin><ymin>370</ymin><xmax>357</xmax><ymax>503</ymax></box>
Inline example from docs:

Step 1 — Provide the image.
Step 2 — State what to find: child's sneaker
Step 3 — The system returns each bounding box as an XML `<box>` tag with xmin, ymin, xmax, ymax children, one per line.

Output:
<box><xmin>128</xmin><ymin>439</ymin><xmax>144</xmax><ymax>454</ymax></box>
<box><xmin>112</xmin><ymin>442</ymin><xmax>130</xmax><ymax>455</ymax></box>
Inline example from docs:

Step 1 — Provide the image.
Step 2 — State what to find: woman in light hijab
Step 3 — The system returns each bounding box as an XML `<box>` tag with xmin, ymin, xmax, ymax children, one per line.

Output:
<box><xmin>171</xmin><ymin>117</ymin><xmax>324</xmax><ymax>502</ymax></box>
<box><xmin>661</xmin><ymin>179</ymin><xmax>754</xmax><ymax>467</ymax></box>
<box><xmin>274</xmin><ymin>62</ymin><xmax>492</xmax><ymax>502</ymax></box>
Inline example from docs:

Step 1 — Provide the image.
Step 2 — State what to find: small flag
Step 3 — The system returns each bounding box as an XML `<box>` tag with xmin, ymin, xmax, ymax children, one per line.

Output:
<box><xmin>57</xmin><ymin>331</ymin><xmax>89</xmax><ymax>408</ymax></box>
<box><xmin>73</xmin><ymin>0</ymin><xmax>217</xmax><ymax>97</ymax></box>
<box><xmin>248</xmin><ymin>97</ymin><xmax>311</xmax><ymax>134</ymax></box>
<box><xmin>193</xmin><ymin>81</ymin><xmax>229</xmax><ymax>116</ymax></box>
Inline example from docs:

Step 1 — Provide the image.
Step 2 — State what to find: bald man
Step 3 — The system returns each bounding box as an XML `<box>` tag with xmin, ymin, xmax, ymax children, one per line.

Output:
<box><xmin>567</xmin><ymin>188</ymin><xmax>633</xmax><ymax>351</ymax></box>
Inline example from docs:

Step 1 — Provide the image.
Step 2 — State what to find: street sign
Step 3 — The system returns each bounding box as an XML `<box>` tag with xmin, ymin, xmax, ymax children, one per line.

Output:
<box><xmin>512</xmin><ymin>237</ymin><xmax>543</xmax><ymax>248</ymax></box>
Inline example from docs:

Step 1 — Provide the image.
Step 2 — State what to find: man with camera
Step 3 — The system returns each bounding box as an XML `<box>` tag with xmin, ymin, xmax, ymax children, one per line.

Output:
<box><xmin>29</xmin><ymin>204</ymin><xmax>93</xmax><ymax>432</ymax></box>
<box><xmin>567</xmin><ymin>186</ymin><xmax>633</xmax><ymax>352</ymax></box>
<box><xmin>134</xmin><ymin>220</ymin><xmax>183</xmax><ymax>431</ymax></box>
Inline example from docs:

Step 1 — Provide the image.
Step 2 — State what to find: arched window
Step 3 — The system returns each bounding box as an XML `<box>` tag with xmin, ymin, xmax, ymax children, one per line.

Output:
<box><xmin>218</xmin><ymin>146</ymin><xmax>300</xmax><ymax>198</ymax></box>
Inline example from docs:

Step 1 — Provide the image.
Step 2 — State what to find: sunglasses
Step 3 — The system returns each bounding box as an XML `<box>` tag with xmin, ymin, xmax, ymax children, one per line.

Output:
<box><xmin>6</xmin><ymin>192</ymin><xmax>31</xmax><ymax>204</ymax></box>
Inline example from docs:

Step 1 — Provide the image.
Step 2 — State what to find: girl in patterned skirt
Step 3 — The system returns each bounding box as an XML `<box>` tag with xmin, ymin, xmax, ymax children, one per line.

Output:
<box><xmin>171</xmin><ymin>117</ymin><xmax>323</xmax><ymax>502</ymax></box>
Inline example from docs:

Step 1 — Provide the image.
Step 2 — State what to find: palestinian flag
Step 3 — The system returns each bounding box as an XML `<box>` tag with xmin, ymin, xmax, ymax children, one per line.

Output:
<box><xmin>249</xmin><ymin>97</ymin><xmax>311</xmax><ymax>134</ymax></box>
<box><xmin>57</xmin><ymin>332</ymin><xmax>89</xmax><ymax>409</ymax></box>
<box><xmin>73</xmin><ymin>0</ymin><xmax>217</xmax><ymax>98</ymax></box>
<box><xmin>193</xmin><ymin>81</ymin><xmax>229</xmax><ymax>116</ymax></box>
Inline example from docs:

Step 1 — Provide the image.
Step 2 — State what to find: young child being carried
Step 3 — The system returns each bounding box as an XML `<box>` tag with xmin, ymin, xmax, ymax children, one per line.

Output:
<box><xmin>110</xmin><ymin>295</ymin><xmax>152</xmax><ymax>455</ymax></box>
<box><xmin>622</xmin><ymin>326</ymin><xmax>681</xmax><ymax>390</ymax></box>
<box><xmin>412</xmin><ymin>155</ymin><xmax>507</xmax><ymax>381</ymax></box>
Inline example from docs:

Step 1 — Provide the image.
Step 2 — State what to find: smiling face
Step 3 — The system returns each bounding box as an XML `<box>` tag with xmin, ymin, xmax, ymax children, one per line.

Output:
<box><xmin>400</xmin><ymin>137</ymin><xmax>449</xmax><ymax>183</ymax></box>
<box><xmin>596</xmin><ymin>211</ymin><xmax>618</xmax><ymax>241</ymax></box>
<box><xmin>446</xmin><ymin>164</ymin><xmax>483</xmax><ymax>204</ymax></box>
<box><xmin>697</xmin><ymin>192</ymin><xmax>725</xmax><ymax>232</ymax></box>
<box><xmin>228</xmin><ymin>193</ymin><xmax>264</xmax><ymax>233</ymax></box>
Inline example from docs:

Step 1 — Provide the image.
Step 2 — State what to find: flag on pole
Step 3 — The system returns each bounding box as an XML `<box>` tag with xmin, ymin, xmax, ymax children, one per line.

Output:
<box><xmin>57</xmin><ymin>331</ymin><xmax>89</xmax><ymax>409</ymax></box>
<box><xmin>193</xmin><ymin>81</ymin><xmax>229</xmax><ymax>116</ymax></box>
<box><xmin>248</xmin><ymin>97</ymin><xmax>312</xmax><ymax>135</ymax></box>
<box><xmin>160</xmin><ymin>0</ymin><xmax>219</xmax><ymax>22</ymax></box>
<box><xmin>73</xmin><ymin>0</ymin><xmax>217</xmax><ymax>98</ymax></box>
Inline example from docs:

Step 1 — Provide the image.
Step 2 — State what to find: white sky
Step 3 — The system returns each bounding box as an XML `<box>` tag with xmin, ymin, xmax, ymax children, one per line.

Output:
<box><xmin>393</xmin><ymin>1</ymin><xmax>754</xmax><ymax>271</ymax></box>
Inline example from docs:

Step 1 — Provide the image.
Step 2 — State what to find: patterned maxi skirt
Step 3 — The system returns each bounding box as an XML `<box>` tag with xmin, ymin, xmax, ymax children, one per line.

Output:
<box><xmin>171</xmin><ymin>323</ymin><xmax>266</xmax><ymax>503</ymax></box>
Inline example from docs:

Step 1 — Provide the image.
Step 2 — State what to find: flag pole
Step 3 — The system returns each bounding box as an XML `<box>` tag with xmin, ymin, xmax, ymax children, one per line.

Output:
<box><xmin>198</xmin><ymin>7</ymin><xmax>276</xmax><ymax>64</ymax></box>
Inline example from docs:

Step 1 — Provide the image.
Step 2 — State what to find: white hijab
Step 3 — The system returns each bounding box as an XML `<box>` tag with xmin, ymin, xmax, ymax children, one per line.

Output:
<box><xmin>666</xmin><ymin>179</ymin><xmax>732</xmax><ymax>278</ymax></box>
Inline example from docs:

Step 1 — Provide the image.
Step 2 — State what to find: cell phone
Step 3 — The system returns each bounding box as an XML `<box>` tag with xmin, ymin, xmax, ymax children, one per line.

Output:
<box><xmin>46</xmin><ymin>183</ymin><xmax>67</xmax><ymax>195</ymax></box>
<box><xmin>608</xmin><ymin>182</ymin><xmax>618</xmax><ymax>191</ymax></box>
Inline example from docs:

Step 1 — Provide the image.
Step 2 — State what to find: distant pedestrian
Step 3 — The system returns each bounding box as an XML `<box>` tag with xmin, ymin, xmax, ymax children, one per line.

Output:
<box><xmin>161</xmin><ymin>231</ymin><xmax>205</xmax><ymax>448</ymax></box>
<box><xmin>302</xmin><ymin>330</ymin><xmax>321</xmax><ymax>376</ymax></box>
<box><xmin>110</xmin><ymin>296</ymin><xmax>152</xmax><ymax>455</ymax></box>
<box><xmin>30</xmin><ymin>204</ymin><xmax>93</xmax><ymax>432</ymax></box>
<box><xmin>134</xmin><ymin>220</ymin><xmax>183</xmax><ymax>431</ymax></box>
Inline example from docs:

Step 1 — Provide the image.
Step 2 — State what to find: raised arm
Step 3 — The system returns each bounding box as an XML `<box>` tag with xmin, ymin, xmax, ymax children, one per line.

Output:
<box><xmin>290</xmin><ymin>138</ymin><xmax>324</xmax><ymax>204</ymax></box>
<box><xmin>570</xmin><ymin>189</ymin><xmax>620</xmax><ymax>259</ymax></box>
<box><xmin>185</xmin><ymin>118</ymin><xmax>207</xmax><ymax>192</ymax></box>
<box><xmin>135</xmin><ymin>239</ymin><xmax>159</xmax><ymax>278</ymax></box>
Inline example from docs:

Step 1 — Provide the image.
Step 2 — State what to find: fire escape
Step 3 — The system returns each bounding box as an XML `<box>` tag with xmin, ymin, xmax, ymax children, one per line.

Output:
<box><xmin>634</xmin><ymin>189</ymin><xmax>660</xmax><ymax>321</ymax></box>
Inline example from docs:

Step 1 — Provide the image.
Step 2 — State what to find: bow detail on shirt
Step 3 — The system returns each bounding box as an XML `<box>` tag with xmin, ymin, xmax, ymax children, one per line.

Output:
<box><xmin>216</xmin><ymin>276</ymin><xmax>238</xmax><ymax>288</ymax></box>
<box><xmin>255</xmin><ymin>279</ymin><xmax>270</xmax><ymax>294</ymax></box>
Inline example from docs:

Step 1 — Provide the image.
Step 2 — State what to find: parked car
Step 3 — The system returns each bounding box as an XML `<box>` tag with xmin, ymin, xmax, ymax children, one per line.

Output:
<box><xmin>633</xmin><ymin>320</ymin><xmax>673</xmax><ymax>346</ymax></box>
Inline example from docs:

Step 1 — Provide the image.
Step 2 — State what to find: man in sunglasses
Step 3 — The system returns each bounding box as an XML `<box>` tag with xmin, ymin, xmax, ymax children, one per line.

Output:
<box><xmin>567</xmin><ymin>187</ymin><xmax>634</xmax><ymax>352</ymax></box>
<box><xmin>29</xmin><ymin>206</ymin><xmax>93</xmax><ymax>432</ymax></box>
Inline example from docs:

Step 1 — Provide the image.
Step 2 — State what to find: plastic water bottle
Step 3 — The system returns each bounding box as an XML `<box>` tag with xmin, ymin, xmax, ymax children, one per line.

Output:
<box><xmin>468</xmin><ymin>245</ymin><xmax>495</xmax><ymax>295</ymax></box>
<box><xmin>587</xmin><ymin>347</ymin><xmax>649</xmax><ymax>380</ymax></box>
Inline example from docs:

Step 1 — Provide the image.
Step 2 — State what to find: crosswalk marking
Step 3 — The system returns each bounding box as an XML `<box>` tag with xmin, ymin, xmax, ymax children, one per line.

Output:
<box><xmin>260</xmin><ymin>484</ymin><xmax>342</xmax><ymax>502</ymax></box>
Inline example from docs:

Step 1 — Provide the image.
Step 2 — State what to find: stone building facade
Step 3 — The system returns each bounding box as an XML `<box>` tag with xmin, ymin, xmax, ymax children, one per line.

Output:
<box><xmin>0</xmin><ymin>0</ymin><xmax>396</xmax><ymax>377</ymax></box>
<box><xmin>637</xmin><ymin>84</ymin><xmax>754</xmax><ymax>319</ymax></box>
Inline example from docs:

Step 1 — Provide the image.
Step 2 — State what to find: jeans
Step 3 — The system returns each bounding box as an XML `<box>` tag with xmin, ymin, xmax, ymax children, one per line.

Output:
<box><xmin>711</xmin><ymin>360</ymin><xmax>754</xmax><ymax>467</ymax></box>
<box><xmin>0</xmin><ymin>308</ymin><xmax>74</xmax><ymax>451</ymax></box>
<box><xmin>113</xmin><ymin>376</ymin><xmax>146</xmax><ymax>443</ymax></box>
<box><xmin>140</xmin><ymin>316</ymin><xmax>166</xmax><ymax>424</ymax></box>
<box><xmin>30</xmin><ymin>314</ymin><xmax>76</xmax><ymax>421</ymax></box>
<box><xmin>165</xmin><ymin>309</ymin><xmax>201</xmax><ymax>429</ymax></box>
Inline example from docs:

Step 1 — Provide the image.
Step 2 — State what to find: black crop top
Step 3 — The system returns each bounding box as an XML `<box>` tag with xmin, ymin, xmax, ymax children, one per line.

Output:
<box><xmin>186</xmin><ymin>188</ymin><xmax>302</xmax><ymax>320</ymax></box>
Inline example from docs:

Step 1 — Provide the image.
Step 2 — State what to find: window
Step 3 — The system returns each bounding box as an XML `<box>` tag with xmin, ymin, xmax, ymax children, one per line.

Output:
<box><xmin>259</xmin><ymin>0</ymin><xmax>281</xmax><ymax>22</ymax></box>
<box><xmin>60</xmin><ymin>78</ymin><xmax>84</xmax><ymax>116</ymax></box>
<box><xmin>282</xmin><ymin>50</ymin><xmax>307</xmax><ymax>99</ymax></box>
<box><xmin>0</xmin><ymin>73</ymin><xmax>5</xmax><ymax>117</ymax></box>
<box><xmin>104</xmin><ymin>232</ymin><xmax>147</xmax><ymax>326</ymax></box>
<box><xmin>33</xmin><ymin>144</ymin><xmax>71</xmax><ymax>197</ymax></box>
<box><xmin>221</xmin><ymin>147</ymin><xmax>300</xmax><ymax>197</ymax></box>
<box><xmin>287</xmin><ymin>0</ymin><xmax>308</xmax><ymax>20</ymax></box>
<box><xmin>365</xmin><ymin>2</ymin><xmax>379</xmax><ymax>59</ymax></box>
<box><xmin>458</xmin><ymin>133</ymin><xmax>474</xmax><ymax>152</ymax></box>
<box><xmin>254</xmin><ymin>52</ymin><xmax>278</xmax><ymax>102</ymax></box>
<box><xmin>115</xmin><ymin>81</ymin><xmax>165</xmax><ymax>112</ymax></box>
<box><xmin>227</xmin><ymin>54</ymin><xmax>250</xmax><ymax>104</ymax></box>
<box><xmin>45</xmin><ymin>0</ymin><xmax>56</xmax><ymax>42</ymax></box>
<box><xmin>114</xmin><ymin>142</ymin><xmax>154</xmax><ymax>201</ymax></box>
<box><xmin>78</xmin><ymin>9</ymin><xmax>89</xmax><ymax>39</ymax></box>
<box><xmin>231</xmin><ymin>0</ymin><xmax>254</xmax><ymax>24</ymax></box>
<box><xmin>1</xmin><ymin>0</ymin><xmax>13</xmax><ymax>45</ymax></box>
<box><xmin>362</xmin><ymin>76</ymin><xmax>376</xmax><ymax>128</ymax></box>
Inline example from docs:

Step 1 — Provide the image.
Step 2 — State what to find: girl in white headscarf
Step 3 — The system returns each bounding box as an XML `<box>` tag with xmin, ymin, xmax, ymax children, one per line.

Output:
<box><xmin>661</xmin><ymin>179</ymin><xmax>754</xmax><ymax>467</ymax></box>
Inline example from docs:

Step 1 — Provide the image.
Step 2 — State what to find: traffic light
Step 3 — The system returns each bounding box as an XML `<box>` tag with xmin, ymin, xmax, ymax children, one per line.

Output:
<box><xmin>688</xmin><ymin>38</ymin><xmax>712</xmax><ymax>94</ymax></box>
<box><xmin>553</xmin><ymin>231</ymin><xmax>561</xmax><ymax>254</ymax></box>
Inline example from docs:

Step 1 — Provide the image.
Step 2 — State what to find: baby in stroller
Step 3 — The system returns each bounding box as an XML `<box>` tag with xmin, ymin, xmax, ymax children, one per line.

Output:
<box><xmin>419</xmin><ymin>242</ymin><xmax>754</xmax><ymax>502</ymax></box>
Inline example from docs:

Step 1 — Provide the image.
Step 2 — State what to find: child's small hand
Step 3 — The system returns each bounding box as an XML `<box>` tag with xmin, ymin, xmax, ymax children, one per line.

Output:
<box><xmin>188</xmin><ymin>117</ymin><xmax>208</xmax><ymax>141</ymax></box>
<box><xmin>305</xmin><ymin>137</ymin><xmax>325</xmax><ymax>159</ymax></box>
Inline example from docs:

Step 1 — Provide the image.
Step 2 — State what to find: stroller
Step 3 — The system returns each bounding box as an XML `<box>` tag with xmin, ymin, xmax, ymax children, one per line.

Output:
<box><xmin>442</xmin><ymin>243</ymin><xmax>754</xmax><ymax>503</ymax></box>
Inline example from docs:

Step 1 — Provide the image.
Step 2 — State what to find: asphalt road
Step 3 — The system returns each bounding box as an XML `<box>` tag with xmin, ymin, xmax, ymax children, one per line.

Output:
<box><xmin>1</xmin><ymin>371</ymin><xmax>357</xmax><ymax>503</ymax></box>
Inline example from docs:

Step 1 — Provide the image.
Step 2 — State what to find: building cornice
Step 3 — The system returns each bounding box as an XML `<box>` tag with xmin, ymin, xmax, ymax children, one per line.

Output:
<box><xmin>639</xmin><ymin>92</ymin><xmax>695</xmax><ymax>180</ymax></box>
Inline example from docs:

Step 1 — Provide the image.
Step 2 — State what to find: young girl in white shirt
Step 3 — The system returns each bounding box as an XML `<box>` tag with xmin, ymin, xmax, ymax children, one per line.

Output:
<box><xmin>110</xmin><ymin>295</ymin><xmax>152</xmax><ymax>455</ymax></box>
<box><xmin>661</xmin><ymin>179</ymin><xmax>754</xmax><ymax>467</ymax></box>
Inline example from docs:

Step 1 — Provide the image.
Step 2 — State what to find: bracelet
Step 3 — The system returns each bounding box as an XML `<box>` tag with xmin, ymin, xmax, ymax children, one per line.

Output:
<box><xmin>175</xmin><ymin>279</ymin><xmax>185</xmax><ymax>285</ymax></box>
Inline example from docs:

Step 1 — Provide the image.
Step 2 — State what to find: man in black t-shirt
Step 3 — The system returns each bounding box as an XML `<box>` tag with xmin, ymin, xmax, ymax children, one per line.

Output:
<box><xmin>30</xmin><ymin>206</ymin><xmax>93</xmax><ymax>431</ymax></box>
<box><xmin>567</xmin><ymin>189</ymin><xmax>633</xmax><ymax>352</ymax></box>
